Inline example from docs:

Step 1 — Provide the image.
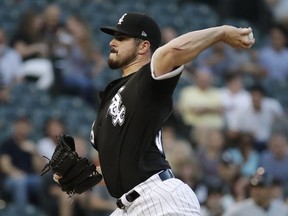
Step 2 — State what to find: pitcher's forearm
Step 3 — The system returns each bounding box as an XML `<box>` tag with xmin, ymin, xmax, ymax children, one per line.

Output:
<box><xmin>153</xmin><ymin>25</ymin><xmax>254</xmax><ymax>76</ymax></box>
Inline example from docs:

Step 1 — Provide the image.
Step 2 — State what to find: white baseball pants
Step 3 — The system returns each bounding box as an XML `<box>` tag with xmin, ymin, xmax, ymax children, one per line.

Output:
<box><xmin>110</xmin><ymin>171</ymin><xmax>200</xmax><ymax>216</ymax></box>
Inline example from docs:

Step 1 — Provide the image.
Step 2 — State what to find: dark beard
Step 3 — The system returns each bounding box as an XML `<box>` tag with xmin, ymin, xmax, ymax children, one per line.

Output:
<box><xmin>108</xmin><ymin>49</ymin><xmax>138</xmax><ymax>69</ymax></box>
<box><xmin>108</xmin><ymin>57</ymin><xmax>121</xmax><ymax>69</ymax></box>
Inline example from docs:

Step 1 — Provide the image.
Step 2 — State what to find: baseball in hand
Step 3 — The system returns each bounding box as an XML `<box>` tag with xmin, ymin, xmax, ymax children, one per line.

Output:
<box><xmin>248</xmin><ymin>32</ymin><xmax>253</xmax><ymax>40</ymax></box>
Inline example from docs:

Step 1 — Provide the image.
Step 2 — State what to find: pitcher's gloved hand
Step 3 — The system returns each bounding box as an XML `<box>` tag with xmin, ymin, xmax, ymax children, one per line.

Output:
<box><xmin>41</xmin><ymin>134</ymin><xmax>102</xmax><ymax>196</ymax></box>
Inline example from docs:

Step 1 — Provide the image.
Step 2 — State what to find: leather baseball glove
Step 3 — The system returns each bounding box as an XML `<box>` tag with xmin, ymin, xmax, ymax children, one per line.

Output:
<box><xmin>41</xmin><ymin>134</ymin><xmax>102</xmax><ymax>196</ymax></box>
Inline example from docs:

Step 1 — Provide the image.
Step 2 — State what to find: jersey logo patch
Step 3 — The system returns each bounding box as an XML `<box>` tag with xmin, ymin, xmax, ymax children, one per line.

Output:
<box><xmin>108</xmin><ymin>86</ymin><xmax>126</xmax><ymax>126</ymax></box>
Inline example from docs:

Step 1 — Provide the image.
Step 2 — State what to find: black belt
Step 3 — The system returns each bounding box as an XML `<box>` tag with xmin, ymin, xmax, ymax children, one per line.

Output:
<box><xmin>116</xmin><ymin>169</ymin><xmax>174</xmax><ymax>209</ymax></box>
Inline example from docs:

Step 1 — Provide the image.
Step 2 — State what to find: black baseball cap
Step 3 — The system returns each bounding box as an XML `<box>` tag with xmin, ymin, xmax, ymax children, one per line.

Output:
<box><xmin>100</xmin><ymin>12</ymin><xmax>161</xmax><ymax>48</ymax></box>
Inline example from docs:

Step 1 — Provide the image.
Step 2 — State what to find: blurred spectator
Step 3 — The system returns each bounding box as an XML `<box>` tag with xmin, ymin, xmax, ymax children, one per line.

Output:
<box><xmin>223</xmin><ymin>133</ymin><xmax>260</xmax><ymax>177</ymax></box>
<box><xmin>258</xmin><ymin>24</ymin><xmax>288</xmax><ymax>80</ymax></box>
<box><xmin>217</xmin><ymin>151</ymin><xmax>241</xmax><ymax>193</ymax></box>
<box><xmin>37</xmin><ymin>117</ymin><xmax>66</xmax><ymax>159</ymax></box>
<box><xmin>0</xmin><ymin>28</ymin><xmax>23</xmax><ymax>87</ymax></box>
<box><xmin>196</xmin><ymin>40</ymin><xmax>263</xmax><ymax>79</ymax></box>
<box><xmin>223</xmin><ymin>167</ymin><xmax>288</xmax><ymax>216</ymax></box>
<box><xmin>195</xmin><ymin>42</ymin><xmax>231</xmax><ymax>77</ymax></box>
<box><xmin>39</xmin><ymin>3</ymin><xmax>67</xmax><ymax>94</ymax></box>
<box><xmin>220</xmin><ymin>73</ymin><xmax>251</xmax><ymax>132</ymax></box>
<box><xmin>0</xmin><ymin>116</ymin><xmax>44</xmax><ymax>215</ymax></box>
<box><xmin>196</xmin><ymin>129</ymin><xmax>225</xmax><ymax>186</ymax></box>
<box><xmin>40</xmin><ymin>4</ymin><xmax>64</xmax><ymax>55</ymax></box>
<box><xmin>226</xmin><ymin>48</ymin><xmax>264</xmax><ymax>78</ymax></box>
<box><xmin>221</xmin><ymin>174</ymin><xmax>250</xmax><ymax>212</ymax></box>
<box><xmin>196</xmin><ymin>41</ymin><xmax>264</xmax><ymax>80</ymax></box>
<box><xmin>0</xmin><ymin>28</ymin><xmax>23</xmax><ymax>103</ymax></box>
<box><xmin>11</xmin><ymin>10</ymin><xmax>47</xmax><ymax>60</ymax></box>
<box><xmin>196</xmin><ymin>42</ymin><xmax>264</xmax><ymax>80</ymax></box>
<box><xmin>259</xmin><ymin>133</ymin><xmax>288</xmax><ymax>192</ymax></box>
<box><xmin>192</xmin><ymin>126</ymin><xmax>212</xmax><ymax>151</ymax></box>
<box><xmin>57</xmin><ymin>15</ymin><xmax>98</xmax><ymax>107</ymax></box>
<box><xmin>231</xmin><ymin>84</ymin><xmax>284</xmax><ymax>152</ymax></box>
<box><xmin>10</xmin><ymin>10</ymin><xmax>54</xmax><ymax>90</ymax></box>
<box><xmin>196</xmin><ymin>43</ymin><xmax>264</xmax><ymax>79</ymax></box>
<box><xmin>265</xmin><ymin>0</ymin><xmax>288</xmax><ymax>28</ymax></box>
<box><xmin>36</xmin><ymin>117</ymin><xmax>70</xmax><ymax>216</ymax></box>
<box><xmin>178</xmin><ymin>66</ymin><xmax>225</xmax><ymax>142</ymax></box>
<box><xmin>201</xmin><ymin>184</ymin><xmax>224</xmax><ymax>216</ymax></box>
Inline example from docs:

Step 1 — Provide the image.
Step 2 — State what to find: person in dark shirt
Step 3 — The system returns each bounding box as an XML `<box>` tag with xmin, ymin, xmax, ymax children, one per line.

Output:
<box><xmin>10</xmin><ymin>10</ymin><xmax>48</xmax><ymax>61</ymax></box>
<box><xmin>0</xmin><ymin>116</ymin><xmax>44</xmax><ymax>215</ymax></box>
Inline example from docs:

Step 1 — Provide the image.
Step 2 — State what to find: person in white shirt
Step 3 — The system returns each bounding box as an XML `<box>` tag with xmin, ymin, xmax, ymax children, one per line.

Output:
<box><xmin>258</xmin><ymin>25</ymin><xmax>288</xmax><ymax>80</ymax></box>
<box><xmin>0</xmin><ymin>28</ymin><xmax>23</xmax><ymax>103</ymax></box>
<box><xmin>37</xmin><ymin>118</ymin><xmax>66</xmax><ymax>159</ymax></box>
<box><xmin>221</xmin><ymin>73</ymin><xmax>251</xmax><ymax>131</ymax></box>
<box><xmin>0</xmin><ymin>28</ymin><xmax>23</xmax><ymax>86</ymax></box>
<box><xmin>231</xmin><ymin>84</ymin><xmax>284</xmax><ymax>152</ymax></box>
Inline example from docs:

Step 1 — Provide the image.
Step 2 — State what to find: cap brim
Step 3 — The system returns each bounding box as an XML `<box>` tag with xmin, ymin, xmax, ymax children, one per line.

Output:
<box><xmin>100</xmin><ymin>26</ymin><xmax>130</xmax><ymax>36</ymax></box>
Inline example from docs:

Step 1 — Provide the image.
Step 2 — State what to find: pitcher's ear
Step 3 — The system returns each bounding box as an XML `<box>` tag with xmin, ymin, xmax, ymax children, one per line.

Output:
<box><xmin>138</xmin><ymin>40</ymin><xmax>151</xmax><ymax>54</ymax></box>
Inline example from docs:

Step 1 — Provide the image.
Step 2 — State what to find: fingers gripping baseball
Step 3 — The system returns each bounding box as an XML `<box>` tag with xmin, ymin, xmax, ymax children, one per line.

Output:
<box><xmin>222</xmin><ymin>25</ymin><xmax>255</xmax><ymax>49</ymax></box>
<box><xmin>41</xmin><ymin>134</ymin><xmax>102</xmax><ymax>196</ymax></box>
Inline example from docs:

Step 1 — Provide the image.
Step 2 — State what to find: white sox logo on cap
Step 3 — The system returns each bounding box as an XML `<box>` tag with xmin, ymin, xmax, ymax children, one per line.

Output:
<box><xmin>100</xmin><ymin>12</ymin><xmax>162</xmax><ymax>48</ymax></box>
<box><xmin>118</xmin><ymin>13</ymin><xmax>127</xmax><ymax>25</ymax></box>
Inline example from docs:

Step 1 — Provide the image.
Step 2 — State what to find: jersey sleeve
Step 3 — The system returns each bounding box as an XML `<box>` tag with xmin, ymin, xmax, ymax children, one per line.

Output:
<box><xmin>150</xmin><ymin>52</ymin><xmax>184</xmax><ymax>80</ymax></box>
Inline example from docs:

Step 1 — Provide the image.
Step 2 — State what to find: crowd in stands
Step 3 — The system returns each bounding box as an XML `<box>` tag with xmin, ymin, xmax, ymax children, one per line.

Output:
<box><xmin>0</xmin><ymin>0</ymin><xmax>288</xmax><ymax>215</ymax></box>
